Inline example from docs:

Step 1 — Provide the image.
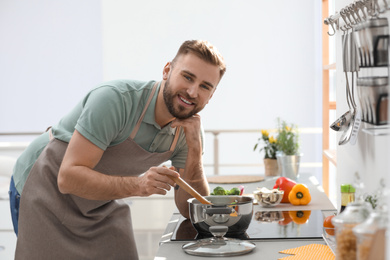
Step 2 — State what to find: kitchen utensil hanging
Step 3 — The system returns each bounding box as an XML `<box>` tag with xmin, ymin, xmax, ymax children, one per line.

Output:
<box><xmin>331</xmin><ymin>32</ymin><xmax>354</xmax><ymax>133</ymax></box>
<box><xmin>331</xmin><ymin>29</ymin><xmax>362</xmax><ymax>145</ymax></box>
<box><xmin>349</xmin><ymin>29</ymin><xmax>362</xmax><ymax>146</ymax></box>
<box><xmin>325</xmin><ymin>1</ymin><xmax>390</xmax><ymax>136</ymax></box>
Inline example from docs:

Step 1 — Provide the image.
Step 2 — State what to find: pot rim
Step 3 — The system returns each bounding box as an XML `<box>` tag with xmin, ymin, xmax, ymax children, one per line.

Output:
<box><xmin>187</xmin><ymin>195</ymin><xmax>253</xmax><ymax>206</ymax></box>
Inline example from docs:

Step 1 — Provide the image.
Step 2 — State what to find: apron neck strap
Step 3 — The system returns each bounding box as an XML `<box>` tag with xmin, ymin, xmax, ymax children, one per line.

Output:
<box><xmin>130</xmin><ymin>81</ymin><xmax>159</xmax><ymax>139</ymax></box>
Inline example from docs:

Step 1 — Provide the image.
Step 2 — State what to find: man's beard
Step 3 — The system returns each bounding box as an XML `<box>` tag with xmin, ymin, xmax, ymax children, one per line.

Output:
<box><xmin>163</xmin><ymin>77</ymin><xmax>201</xmax><ymax>119</ymax></box>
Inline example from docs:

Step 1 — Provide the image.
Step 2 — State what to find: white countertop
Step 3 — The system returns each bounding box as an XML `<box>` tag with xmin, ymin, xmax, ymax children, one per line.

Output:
<box><xmin>154</xmin><ymin>173</ymin><xmax>336</xmax><ymax>259</ymax></box>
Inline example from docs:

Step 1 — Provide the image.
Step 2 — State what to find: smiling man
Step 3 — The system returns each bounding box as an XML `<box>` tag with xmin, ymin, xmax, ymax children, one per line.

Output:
<box><xmin>10</xmin><ymin>40</ymin><xmax>226</xmax><ymax>259</ymax></box>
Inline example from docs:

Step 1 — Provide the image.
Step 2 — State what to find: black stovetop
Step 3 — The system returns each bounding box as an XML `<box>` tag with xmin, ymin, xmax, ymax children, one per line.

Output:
<box><xmin>171</xmin><ymin>210</ymin><xmax>324</xmax><ymax>241</ymax></box>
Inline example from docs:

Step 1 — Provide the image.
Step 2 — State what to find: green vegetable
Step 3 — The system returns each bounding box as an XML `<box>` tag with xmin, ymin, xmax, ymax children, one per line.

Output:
<box><xmin>228</xmin><ymin>187</ymin><xmax>240</xmax><ymax>195</ymax></box>
<box><xmin>213</xmin><ymin>186</ymin><xmax>227</xmax><ymax>195</ymax></box>
<box><xmin>210</xmin><ymin>186</ymin><xmax>241</xmax><ymax>196</ymax></box>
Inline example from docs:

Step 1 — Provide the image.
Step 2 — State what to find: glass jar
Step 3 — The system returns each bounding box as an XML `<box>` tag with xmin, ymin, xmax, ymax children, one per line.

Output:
<box><xmin>353</xmin><ymin>211</ymin><xmax>387</xmax><ymax>260</ymax></box>
<box><xmin>331</xmin><ymin>202</ymin><xmax>371</xmax><ymax>260</ymax></box>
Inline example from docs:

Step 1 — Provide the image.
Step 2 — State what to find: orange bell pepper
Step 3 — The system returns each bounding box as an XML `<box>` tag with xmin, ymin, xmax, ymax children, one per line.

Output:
<box><xmin>288</xmin><ymin>184</ymin><xmax>311</xmax><ymax>205</ymax></box>
<box><xmin>289</xmin><ymin>210</ymin><xmax>311</xmax><ymax>224</ymax></box>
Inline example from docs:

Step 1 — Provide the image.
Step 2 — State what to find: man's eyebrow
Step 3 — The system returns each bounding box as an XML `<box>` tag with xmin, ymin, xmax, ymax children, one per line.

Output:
<box><xmin>183</xmin><ymin>70</ymin><xmax>215</xmax><ymax>89</ymax></box>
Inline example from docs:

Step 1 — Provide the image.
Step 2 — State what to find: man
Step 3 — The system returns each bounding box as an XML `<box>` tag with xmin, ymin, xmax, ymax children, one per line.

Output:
<box><xmin>10</xmin><ymin>39</ymin><xmax>226</xmax><ymax>259</ymax></box>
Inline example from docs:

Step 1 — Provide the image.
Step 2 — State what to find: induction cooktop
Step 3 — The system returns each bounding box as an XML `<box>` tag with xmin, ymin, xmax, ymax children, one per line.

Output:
<box><xmin>170</xmin><ymin>210</ymin><xmax>324</xmax><ymax>241</ymax></box>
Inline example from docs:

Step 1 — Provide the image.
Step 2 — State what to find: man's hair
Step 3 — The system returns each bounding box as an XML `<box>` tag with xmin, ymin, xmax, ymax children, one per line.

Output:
<box><xmin>172</xmin><ymin>40</ymin><xmax>226</xmax><ymax>79</ymax></box>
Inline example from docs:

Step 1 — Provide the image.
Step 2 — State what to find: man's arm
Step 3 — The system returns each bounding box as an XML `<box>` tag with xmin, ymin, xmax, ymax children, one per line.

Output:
<box><xmin>170</xmin><ymin>115</ymin><xmax>210</xmax><ymax>219</ymax></box>
<box><xmin>57</xmin><ymin>130</ymin><xmax>179</xmax><ymax>200</ymax></box>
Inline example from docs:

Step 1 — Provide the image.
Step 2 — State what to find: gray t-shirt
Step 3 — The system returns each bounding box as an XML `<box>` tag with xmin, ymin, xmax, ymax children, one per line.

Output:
<box><xmin>13</xmin><ymin>79</ymin><xmax>204</xmax><ymax>194</ymax></box>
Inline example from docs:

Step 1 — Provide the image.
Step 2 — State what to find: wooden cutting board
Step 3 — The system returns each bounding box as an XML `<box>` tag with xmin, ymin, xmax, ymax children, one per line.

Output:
<box><xmin>207</xmin><ymin>175</ymin><xmax>264</xmax><ymax>184</ymax></box>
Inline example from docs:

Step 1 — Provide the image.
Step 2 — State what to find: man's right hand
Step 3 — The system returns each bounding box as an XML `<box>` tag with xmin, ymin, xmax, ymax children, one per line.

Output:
<box><xmin>136</xmin><ymin>166</ymin><xmax>179</xmax><ymax>196</ymax></box>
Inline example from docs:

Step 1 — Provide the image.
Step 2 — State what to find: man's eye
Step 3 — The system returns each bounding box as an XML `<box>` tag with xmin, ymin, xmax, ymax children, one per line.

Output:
<box><xmin>201</xmin><ymin>84</ymin><xmax>210</xmax><ymax>90</ymax></box>
<box><xmin>184</xmin><ymin>75</ymin><xmax>192</xmax><ymax>81</ymax></box>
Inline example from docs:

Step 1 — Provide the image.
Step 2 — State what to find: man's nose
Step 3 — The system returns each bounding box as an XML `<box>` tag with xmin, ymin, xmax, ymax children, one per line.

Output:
<box><xmin>186</xmin><ymin>83</ymin><xmax>198</xmax><ymax>98</ymax></box>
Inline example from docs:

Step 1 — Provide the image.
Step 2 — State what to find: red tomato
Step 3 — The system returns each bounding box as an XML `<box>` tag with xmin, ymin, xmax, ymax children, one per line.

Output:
<box><xmin>323</xmin><ymin>215</ymin><xmax>335</xmax><ymax>235</ymax></box>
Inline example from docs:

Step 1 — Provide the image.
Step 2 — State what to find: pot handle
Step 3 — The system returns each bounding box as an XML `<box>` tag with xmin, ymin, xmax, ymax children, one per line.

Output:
<box><xmin>209</xmin><ymin>226</ymin><xmax>228</xmax><ymax>237</ymax></box>
<box><xmin>205</xmin><ymin>207</ymin><xmax>233</xmax><ymax>215</ymax></box>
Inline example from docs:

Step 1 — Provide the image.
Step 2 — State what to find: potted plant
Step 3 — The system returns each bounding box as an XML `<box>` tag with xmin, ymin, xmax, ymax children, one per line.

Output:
<box><xmin>275</xmin><ymin>118</ymin><xmax>301</xmax><ymax>180</ymax></box>
<box><xmin>253</xmin><ymin>129</ymin><xmax>279</xmax><ymax>176</ymax></box>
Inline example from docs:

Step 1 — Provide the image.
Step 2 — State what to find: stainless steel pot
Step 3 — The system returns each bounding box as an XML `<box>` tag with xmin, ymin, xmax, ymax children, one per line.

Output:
<box><xmin>187</xmin><ymin>195</ymin><xmax>253</xmax><ymax>236</ymax></box>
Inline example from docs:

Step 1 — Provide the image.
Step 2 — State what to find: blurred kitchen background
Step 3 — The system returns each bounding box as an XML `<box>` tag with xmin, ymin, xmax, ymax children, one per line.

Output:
<box><xmin>1</xmin><ymin>0</ymin><xmax>388</xmax><ymax>259</ymax></box>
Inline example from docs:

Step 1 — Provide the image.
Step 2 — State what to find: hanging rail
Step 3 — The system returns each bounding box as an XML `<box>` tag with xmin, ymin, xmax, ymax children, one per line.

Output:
<box><xmin>324</xmin><ymin>0</ymin><xmax>389</xmax><ymax>36</ymax></box>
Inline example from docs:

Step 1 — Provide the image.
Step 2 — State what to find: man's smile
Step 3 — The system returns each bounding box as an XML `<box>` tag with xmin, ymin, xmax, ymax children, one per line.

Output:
<box><xmin>178</xmin><ymin>95</ymin><xmax>195</xmax><ymax>106</ymax></box>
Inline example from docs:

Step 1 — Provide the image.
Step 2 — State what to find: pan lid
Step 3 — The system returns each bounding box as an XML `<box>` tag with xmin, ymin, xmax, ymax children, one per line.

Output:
<box><xmin>182</xmin><ymin>226</ymin><xmax>256</xmax><ymax>256</ymax></box>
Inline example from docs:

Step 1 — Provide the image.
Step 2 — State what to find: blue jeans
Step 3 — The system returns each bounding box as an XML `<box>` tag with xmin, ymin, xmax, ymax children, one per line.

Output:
<box><xmin>9</xmin><ymin>176</ymin><xmax>20</xmax><ymax>236</ymax></box>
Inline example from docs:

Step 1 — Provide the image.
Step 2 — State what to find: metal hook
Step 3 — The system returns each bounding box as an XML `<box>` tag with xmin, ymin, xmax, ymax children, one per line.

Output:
<box><xmin>326</xmin><ymin>18</ymin><xmax>337</xmax><ymax>36</ymax></box>
<box><xmin>355</xmin><ymin>0</ymin><xmax>368</xmax><ymax>21</ymax></box>
<box><xmin>345</xmin><ymin>5</ymin><xmax>357</xmax><ymax>26</ymax></box>
<box><xmin>368</xmin><ymin>0</ymin><xmax>379</xmax><ymax>16</ymax></box>
<box><xmin>340</xmin><ymin>9</ymin><xmax>352</xmax><ymax>31</ymax></box>
<box><xmin>351</xmin><ymin>2</ymin><xmax>364</xmax><ymax>22</ymax></box>
<box><xmin>348</xmin><ymin>4</ymin><xmax>361</xmax><ymax>24</ymax></box>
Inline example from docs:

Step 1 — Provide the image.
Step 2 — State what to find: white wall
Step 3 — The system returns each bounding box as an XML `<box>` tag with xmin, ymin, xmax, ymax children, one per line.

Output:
<box><xmin>1</xmin><ymin>0</ymin><xmax>323</xmax><ymax>177</ymax></box>
<box><xmin>0</xmin><ymin>0</ymin><xmax>103</xmax><ymax>133</ymax></box>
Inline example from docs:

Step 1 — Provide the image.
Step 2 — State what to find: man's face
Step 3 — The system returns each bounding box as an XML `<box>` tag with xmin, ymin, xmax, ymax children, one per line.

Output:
<box><xmin>163</xmin><ymin>53</ymin><xmax>220</xmax><ymax>119</ymax></box>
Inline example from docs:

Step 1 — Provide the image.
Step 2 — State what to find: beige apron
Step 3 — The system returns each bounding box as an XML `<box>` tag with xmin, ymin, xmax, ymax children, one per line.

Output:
<box><xmin>16</xmin><ymin>82</ymin><xmax>181</xmax><ymax>260</ymax></box>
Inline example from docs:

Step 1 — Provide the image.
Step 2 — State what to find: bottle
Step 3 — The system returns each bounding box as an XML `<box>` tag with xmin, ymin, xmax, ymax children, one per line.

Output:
<box><xmin>340</xmin><ymin>184</ymin><xmax>355</xmax><ymax>213</ymax></box>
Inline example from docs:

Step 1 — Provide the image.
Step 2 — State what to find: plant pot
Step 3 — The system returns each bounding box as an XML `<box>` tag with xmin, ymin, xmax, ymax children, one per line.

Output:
<box><xmin>276</xmin><ymin>154</ymin><xmax>302</xmax><ymax>181</ymax></box>
<box><xmin>263</xmin><ymin>158</ymin><xmax>279</xmax><ymax>177</ymax></box>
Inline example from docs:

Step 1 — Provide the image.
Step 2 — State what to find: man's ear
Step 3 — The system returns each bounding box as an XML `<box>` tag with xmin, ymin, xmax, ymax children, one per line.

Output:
<box><xmin>163</xmin><ymin>62</ymin><xmax>171</xmax><ymax>80</ymax></box>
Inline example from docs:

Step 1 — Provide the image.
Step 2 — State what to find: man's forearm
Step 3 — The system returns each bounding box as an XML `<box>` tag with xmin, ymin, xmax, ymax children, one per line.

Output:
<box><xmin>58</xmin><ymin>165</ymin><xmax>140</xmax><ymax>200</ymax></box>
<box><xmin>174</xmin><ymin>146</ymin><xmax>209</xmax><ymax>218</ymax></box>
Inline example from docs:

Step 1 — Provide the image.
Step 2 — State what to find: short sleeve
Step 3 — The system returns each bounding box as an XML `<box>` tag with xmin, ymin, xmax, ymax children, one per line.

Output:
<box><xmin>75</xmin><ymin>86</ymin><xmax>128</xmax><ymax>150</ymax></box>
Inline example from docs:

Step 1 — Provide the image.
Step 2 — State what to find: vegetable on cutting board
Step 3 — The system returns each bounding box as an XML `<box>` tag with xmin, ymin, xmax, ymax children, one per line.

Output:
<box><xmin>288</xmin><ymin>184</ymin><xmax>311</xmax><ymax>205</ymax></box>
<box><xmin>273</xmin><ymin>177</ymin><xmax>297</xmax><ymax>203</ymax></box>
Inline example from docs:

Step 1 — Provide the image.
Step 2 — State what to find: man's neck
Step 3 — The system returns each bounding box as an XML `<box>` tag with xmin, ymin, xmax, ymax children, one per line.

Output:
<box><xmin>155</xmin><ymin>81</ymin><xmax>175</xmax><ymax>128</ymax></box>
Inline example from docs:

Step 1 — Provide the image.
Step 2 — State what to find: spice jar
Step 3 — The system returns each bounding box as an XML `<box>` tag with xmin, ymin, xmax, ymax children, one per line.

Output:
<box><xmin>353</xmin><ymin>210</ymin><xmax>387</xmax><ymax>260</ymax></box>
<box><xmin>332</xmin><ymin>202</ymin><xmax>371</xmax><ymax>260</ymax></box>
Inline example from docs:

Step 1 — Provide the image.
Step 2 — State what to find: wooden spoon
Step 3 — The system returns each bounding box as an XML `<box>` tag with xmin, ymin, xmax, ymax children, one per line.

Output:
<box><xmin>167</xmin><ymin>176</ymin><xmax>212</xmax><ymax>205</ymax></box>
<box><xmin>163</xmin><ymin>165</ymin><xmax>212</xmax><ymax>205</ymax></box>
